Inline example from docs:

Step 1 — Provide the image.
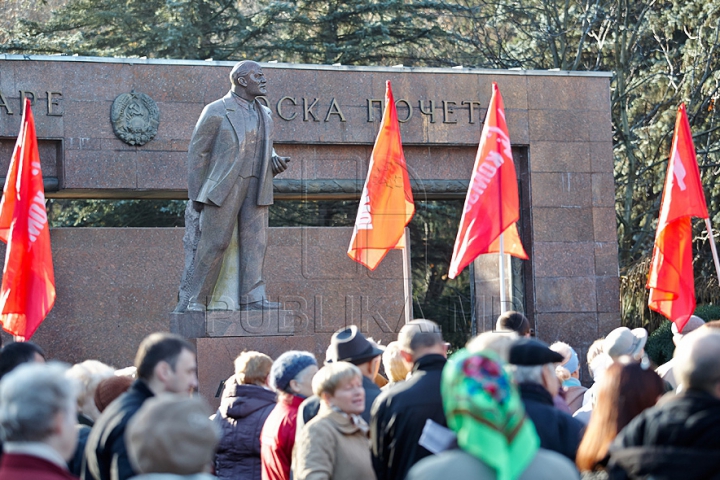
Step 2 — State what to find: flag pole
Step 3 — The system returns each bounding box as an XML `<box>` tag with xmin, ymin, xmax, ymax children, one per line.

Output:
<box><xmin>499</xmin><ymin>233</ymin><xmax>507</xmax><ymax>314</ymax></box>
<box><xmin>705</xmin><ymin>218</ymin><xmax>720</xmax><ymax>285</ymax></box>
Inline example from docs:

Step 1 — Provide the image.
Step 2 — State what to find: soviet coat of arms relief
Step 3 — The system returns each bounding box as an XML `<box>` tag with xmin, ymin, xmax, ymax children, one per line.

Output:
<box><xmin>110</xmin><ymin>91</ymin><xmax>160</xmax><ymax>146</ymax></box>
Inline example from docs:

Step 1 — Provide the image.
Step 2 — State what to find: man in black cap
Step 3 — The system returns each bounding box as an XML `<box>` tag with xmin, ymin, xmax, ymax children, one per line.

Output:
<box><xmin>297</xmin><ymin>325</ymin><xmax>384</xmax><ymax>429</ymax></box>
<box><xmin>508</xmin><ymin>337</ymin><xmax>584</xmax><ymax>461</ymax></box>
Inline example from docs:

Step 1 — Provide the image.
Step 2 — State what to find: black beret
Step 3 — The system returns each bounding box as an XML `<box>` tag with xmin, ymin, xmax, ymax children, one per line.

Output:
<box><xmin>509</xmin><ymin>338</ymin><xmax>564</xmax><ymax>366</ymax></box>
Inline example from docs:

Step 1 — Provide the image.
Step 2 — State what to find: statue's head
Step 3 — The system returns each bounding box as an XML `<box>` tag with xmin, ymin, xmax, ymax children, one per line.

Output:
<box><xmin>230</xmin><ymin>61</ymin><xmax>266</xmax><ymax>99</ymax></box>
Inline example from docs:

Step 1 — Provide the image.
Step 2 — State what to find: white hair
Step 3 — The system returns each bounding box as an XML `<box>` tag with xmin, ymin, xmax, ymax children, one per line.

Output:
<box><xmin>510</xmin><ymin>364</ymin><xmax>554</xmax><ymax>384</ymax></box>
<box><xmin>589</xmin><ymin>353</ymin><xmax>613</xmax><ymax>383</ymax></box>
<box><xmin>0</xmin><ymin>362</ymin><xmax>78</xmax><ymax>442</ymax></box>
<box><xmin>549</xmin><ymin>341</ymin><xmax>572</xmax><ymax>363</ymax></box>
<box><xmin>66</xmin><ymin>360</ymin><xmax>114</xmax><ymax>419</ymax></box>
<box><xmin>466</xmin><ymin>332</ymin><xmax>517</xmax><ymax>361</ymax></box>
<box><xmin>549</xmin><ymin>341</ymin><xmax>575</xmax><ymax>381</ymax></box>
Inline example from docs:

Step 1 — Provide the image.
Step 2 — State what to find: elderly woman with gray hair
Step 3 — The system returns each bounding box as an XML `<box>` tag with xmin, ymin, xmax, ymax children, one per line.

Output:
<box><xmin>293</xmin><ymin>361</ymin><xmax>376</xmax><ymax>480</ymax></box>
<box><xmin>0</xmin><ymin>362</ymin><xmax>79</xmax><ymax>480</ymax></box>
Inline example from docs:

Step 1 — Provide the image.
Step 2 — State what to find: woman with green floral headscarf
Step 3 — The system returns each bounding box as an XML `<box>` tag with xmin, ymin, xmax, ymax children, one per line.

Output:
<box><xmin>406</xmin><ymin>348</ymin><xmax>579</xmax><ymax>480</ymax></box>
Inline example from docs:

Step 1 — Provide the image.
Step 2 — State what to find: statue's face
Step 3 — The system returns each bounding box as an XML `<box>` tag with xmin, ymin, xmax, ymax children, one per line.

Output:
<box><xmin>242</xmin><ymin>65</ymin><xmax>267</xmax><ymax>98</ymax></box>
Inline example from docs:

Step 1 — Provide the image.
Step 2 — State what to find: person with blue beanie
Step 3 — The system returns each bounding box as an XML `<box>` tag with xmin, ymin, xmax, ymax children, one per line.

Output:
<box><xmin>260</xmin><ymin>351</ymin><xmax>317</xmax><ymax>480</ymax></box>
<box><xmin>550</xmin><ymin>342</ymin><xmax>587</xmax><ymax>414</ymax></box>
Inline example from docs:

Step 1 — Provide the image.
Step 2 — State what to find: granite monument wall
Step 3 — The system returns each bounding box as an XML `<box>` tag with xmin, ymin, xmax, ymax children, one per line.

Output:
<box><xmin>0</xmin><ymin>55</ymin><xmax>618</xmax><ymax>398</ymax></box>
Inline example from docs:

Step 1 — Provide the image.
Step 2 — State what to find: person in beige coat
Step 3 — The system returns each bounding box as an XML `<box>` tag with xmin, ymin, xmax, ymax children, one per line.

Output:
<box><xmin>293</xmin><ymin>362</ymin><xmax>376</xmax><ymax>480</ymax></box>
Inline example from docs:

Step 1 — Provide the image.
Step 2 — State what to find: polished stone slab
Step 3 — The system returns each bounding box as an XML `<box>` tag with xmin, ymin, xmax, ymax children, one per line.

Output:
<box><xmin>170</xmin><ymin>309</ymin><xmax>296</xmax><ymax>338</ymax></box>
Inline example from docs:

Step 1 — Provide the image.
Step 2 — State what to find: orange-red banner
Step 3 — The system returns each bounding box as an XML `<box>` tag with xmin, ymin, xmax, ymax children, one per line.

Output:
<box><xmin>647</xmin><ymin>103</ymin><xmax>708</xmax><ymax>332</ymax></box>
<box><xmin>347</xmin><ymin>81</ymin><xmax>415</xmax><ymax>270</ymax></box>
<box><xmin>0</xmin><ymin>99</ymin><xmax>56</xmax><ymax>340</ymax></box>
<box><xmin>449</xmin><ymin>82</ymin><xmax>527</xmax><ymax>279</ymax></box>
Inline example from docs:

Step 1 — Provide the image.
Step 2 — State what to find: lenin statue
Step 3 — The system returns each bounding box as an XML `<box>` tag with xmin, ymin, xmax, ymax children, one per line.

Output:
<box><xmin>175</xmin><ymin>61</ymin><xmax>289</xmax><ymax>312</ymax></box>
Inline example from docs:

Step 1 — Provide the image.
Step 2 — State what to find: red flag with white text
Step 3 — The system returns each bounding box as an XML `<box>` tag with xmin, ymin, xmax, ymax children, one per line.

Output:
<box><xmin>0</xmin><ymin>99</ymin><xmax>56</xmax><ymax>340</ymax></box>
<box><xmin>449</xmin><ymin>82</ymin><xmax>527</xmax><ymax>279</ymax></box>
<box><xmin>348</xmin><ymin>81</ymin><xmax>415</xmax><ymax>270</ymax></box>
<box><xmin>647</xmin><ymin>103</ymin><xmax>708</xmax><ymax>333</ymax></box>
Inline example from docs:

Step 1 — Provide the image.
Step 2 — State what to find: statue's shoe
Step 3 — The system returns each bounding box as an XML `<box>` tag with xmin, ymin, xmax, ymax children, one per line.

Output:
<box><xmin>186</xmin><ymin>302</ymin><xmax>207</xmax><ymax>312</ymax></box>
<box><xmin>240</xmin><ymin>299</ymin><xmax>282</xmax><ymax>310</ymax></box>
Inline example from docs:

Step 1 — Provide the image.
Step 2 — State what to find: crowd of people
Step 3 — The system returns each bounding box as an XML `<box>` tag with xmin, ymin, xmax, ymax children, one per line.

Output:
<box><xmin>1</xmin><ymin>311</ymin><xmax>720</xmax><ymax>479</ymax></box>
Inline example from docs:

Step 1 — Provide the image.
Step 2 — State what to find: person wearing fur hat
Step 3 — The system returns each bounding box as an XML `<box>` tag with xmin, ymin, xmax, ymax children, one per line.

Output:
<box><xmin>126</xmin><ymin>395</ymin><xmax>220</xmax><ymax>480</ymax></box>
<box><xmin>260</xmin><ymin>351</ymin><xmax>318</xmax><ymax>480</ymax></box>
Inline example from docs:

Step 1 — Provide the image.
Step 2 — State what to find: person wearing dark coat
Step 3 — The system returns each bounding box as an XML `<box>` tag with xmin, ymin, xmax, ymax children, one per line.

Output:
<box><xmin>606</xmin><ymin>329</ymin><xmax>720</xmax><ymax>479</ymax></box>
<box><xmin>84</xmin><ymin>381</ymin><xmax>152</xmax><ymax>480</ymax></box>
<box><xmin>83</xmin><ymin>333</ymin><xmax>198</xmax><ymax>480</ymax></box>
<box><xmin>370</xmin><ymin>319</ymin><xmax>448</xmax><ymax>480</ymax></box>
<box><xmin>214</xmin><ymin>351</ymin><xmax>276</xmax><ymax>480</ymax></box>
<box><xmin>297</xmin><ymin>326</ymin><xmax>384</xmax><ymax>431</ymax></box>
<box><xmin>67</xmin><ymin>425</ymin><xmax>91</xmax><ymax>477</ymax></box>
<box><xmin>509</xmin><ymin>338</ymin><xmax>585</xmax><ymax>461</ymax></box>
<box><xmin>518</xmin><ymin>382</ymin><xmax>585</xmax><ymax>461</ymax></box>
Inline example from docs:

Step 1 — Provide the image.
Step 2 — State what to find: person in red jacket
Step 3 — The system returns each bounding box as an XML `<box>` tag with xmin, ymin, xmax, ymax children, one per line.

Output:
<box><xmin>260</xmin><ymin>351</ymin><xmax>318</xmax><ymax>480</ymax></box>
<box><xmin>0</xmin><ymin>362</ymin><xmax>80</xmax><ymax>480</ymax></box>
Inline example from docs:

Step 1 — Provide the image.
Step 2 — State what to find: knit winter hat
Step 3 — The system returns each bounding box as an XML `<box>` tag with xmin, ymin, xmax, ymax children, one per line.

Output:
<box><xmin>94</xmin><ymin>375</ymin><xmax>134</xmax><ymax>412</ymax></box>
<box><xmin>442</xmin><ymin>349</ymin><xmax>539</xmax><ymax>480</ymax></box>
<box><xmin>126</xmin><ymin>394</ymin><xmax>220</xmax><ymax>475</ymax></box>
<box><xmin>269</xmin><ymin>351</ymin><xmax>317</xmax><ymax>393</ymax></box>
<box><xmin>549</xmin><ymin>341</ymin><xmax>580</xmax><ymax>375</ymax></box>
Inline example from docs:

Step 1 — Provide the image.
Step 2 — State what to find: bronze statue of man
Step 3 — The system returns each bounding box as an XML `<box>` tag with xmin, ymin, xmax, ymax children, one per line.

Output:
<box><xmin>176</xmin><ymin>60</ymin><xmax>289</xmax><ymax>312</ymax></box>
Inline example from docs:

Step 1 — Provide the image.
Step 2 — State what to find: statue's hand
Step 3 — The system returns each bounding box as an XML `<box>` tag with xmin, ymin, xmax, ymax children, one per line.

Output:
<box><xmin>192</xmin><ymin>201</ymin><xmax>204</xmax><ymax>213</ymax></box>
<box><xmin>272</xmin><ymin>156</ymin><xmax>291</xmax><ymax>176</ymax></box>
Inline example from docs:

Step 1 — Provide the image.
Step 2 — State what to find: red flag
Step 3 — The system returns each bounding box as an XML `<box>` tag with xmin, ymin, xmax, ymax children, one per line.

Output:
<box><xmin>449</xmin><ymin>82</ymin><xmax>527</xmax><ymax>279</ymax></box>
<box><xmin>0</xmin><ymin>99</ymin><xmax>56</xmax><ymax>340</ymax></box>
<box><xmin>647</xmin><ymin>103</ymin><xmax>708</xmax><ymax>332</ymax></box>
<box><xmin>348</xmin><ymin>81</ymin><xmax>415</xmax><ymax>270</ymax></box>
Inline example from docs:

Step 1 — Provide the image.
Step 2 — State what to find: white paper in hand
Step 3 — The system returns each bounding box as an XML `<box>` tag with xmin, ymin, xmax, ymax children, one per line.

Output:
<box><xmin>418</xmin><ymin>418</ymin><xmax>457</xmax><ymax>454</ymax></box>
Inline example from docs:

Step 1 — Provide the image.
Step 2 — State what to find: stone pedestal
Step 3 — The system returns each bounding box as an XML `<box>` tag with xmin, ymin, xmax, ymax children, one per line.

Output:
<box><xmin>197</xmin><ymin>335</ymin><xmax>318</xmax><ymax>409</ymax></box>
<box><xmin>170</xmin><ymin>309</ymin><xmax>296</xmax><ymax>338</ymax></box>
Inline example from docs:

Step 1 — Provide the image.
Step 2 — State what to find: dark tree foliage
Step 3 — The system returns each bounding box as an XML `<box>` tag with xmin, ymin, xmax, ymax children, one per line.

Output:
<box><xmin>251</xmin><ymin>0</ymin><xmax>457</xmax><ymax>66</ymax></box>
<box><xmin>3</xmin><ymin>0</ymin><xmax>273</xmax><ymax>60</ymax></box>
<box><xmin>409</xmin><ymin>200</ymin><xmax>471</xmax><ymax>349</ymax></box>
<box><xmin>3</xmin><ymin>0</ymin><xmax>461</xmax><ymax>66</ymax></box>
<box><xmin>47</xmin><ymin>199</ymin><xmax>186</xmax><ymax>227</ymax></box>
